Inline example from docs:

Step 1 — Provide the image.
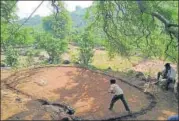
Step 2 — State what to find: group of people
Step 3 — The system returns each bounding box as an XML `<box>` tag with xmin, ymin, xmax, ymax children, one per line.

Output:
<box><xmin>107</xmin><ymin>63</ymin><xmax>178</xmax><ymax>119</ymax></box>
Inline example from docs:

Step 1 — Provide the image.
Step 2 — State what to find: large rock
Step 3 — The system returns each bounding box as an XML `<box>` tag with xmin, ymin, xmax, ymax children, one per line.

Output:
<box><xmin>39</xmin><ymin>55</ymin><xmax>49</xmax><ymax>61</ymax></box>
<box><xmin>135</xmin><ymin>72</ymin><xmax>145</xmax><ymax>78</ymax></box>
<box><xmin>40</xmin><ymin>100</ymin><xmax>76</xmax><ymax>120</ymax></box>
<box><xmin>44</xmin><ymin>105</ymin><xmax>61</xmax><ymax>113</ymax></box>
<box><xmin>34</xmin><ymin>79</ymin><xmax>48</xmax><ymax>86</ymax></box>
<box><xmin>127</xmin><ymin>70</ymin><xmax>135</xmax><ymax>76</ymax></box>
<box><xmin>74</xmin><ymin>61</ymin><xmax>79</xmax><ymax>65</ymax></box>
<box><xmin>135</xmin><ymin>72</ymin><xmax>146</xmax><ymax>81</ymax></box>
<box><xmin>1</xmin><ymin>62</ymin><xmax>6</xmax><ymax>67</ymax></box>
<box><xmin>63</xmin><ymin>60</ymin><xmax>70</xmax><ymax>65</ymax></box>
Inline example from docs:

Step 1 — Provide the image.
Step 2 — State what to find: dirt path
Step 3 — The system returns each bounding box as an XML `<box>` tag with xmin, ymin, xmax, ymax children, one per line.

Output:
<box><xmin>1</xmin><ymin>66</ymin><xmax>153</xmax><ymax>120</ymax></box>
<box><xmin>132</xmin><ymin>59</ymin><xmax>177</xmax><ymax>77</ymax></box>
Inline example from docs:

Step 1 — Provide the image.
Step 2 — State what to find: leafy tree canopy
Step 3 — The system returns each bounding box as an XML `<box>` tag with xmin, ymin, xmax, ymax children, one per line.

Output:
<box><xmin>88</xmin><ymin>1</ymin><xmax>178</xmax><ymax>62</ymax></box>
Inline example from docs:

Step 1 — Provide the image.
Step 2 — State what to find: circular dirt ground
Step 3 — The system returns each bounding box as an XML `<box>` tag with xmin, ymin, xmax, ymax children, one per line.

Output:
<box><xmin>3</xmin><ymin>66</ymin><xmax>152</xmax><ymax>120</ymax></box>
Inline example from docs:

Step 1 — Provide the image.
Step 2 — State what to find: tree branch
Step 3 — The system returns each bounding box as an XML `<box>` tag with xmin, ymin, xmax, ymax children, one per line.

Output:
<box><xmin>152</xmin><ymin>12</ymin><xmax>178</xmax><ymax>39</ymax></box>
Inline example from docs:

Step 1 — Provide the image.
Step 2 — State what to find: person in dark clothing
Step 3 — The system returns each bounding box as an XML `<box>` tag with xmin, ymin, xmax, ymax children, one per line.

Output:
<box><xmin>108</xmin><ymin>79</ymin><xmax>131</xmax><ymax>114</ymax></box>
<box><xmin>157</xmin><ymin>63</ymin><xmax>176</xmax><ymax>90</ymax></box>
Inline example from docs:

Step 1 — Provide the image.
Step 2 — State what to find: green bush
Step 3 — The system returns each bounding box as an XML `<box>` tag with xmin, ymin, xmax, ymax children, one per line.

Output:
<box><xmin>36</xmin><ymin>33</ymin><xmax>67</xmax><ymax>64</ymax></box>
<box><xmin>34</xmin><ymin>50</ymin><xmax>41</xmax><ymax>57</ymax></box>
<box><xmin>78</xmin><ymin>30</ymin><xmax>94</xmax><ymax>66</ymax></box>
<box><xmin>70</xmin><ymin>51</ymin><xmax>79</xmax><ymax>64</ymax></box>
<box><xmin>4</xmin><ymin>46</ymin><xmax>19</xmax><ymax>67</ymax></box>
<box><xmin>26</xmin><ymin>50</ymin><xmax>34</xmax><ymax>66</ymax></box>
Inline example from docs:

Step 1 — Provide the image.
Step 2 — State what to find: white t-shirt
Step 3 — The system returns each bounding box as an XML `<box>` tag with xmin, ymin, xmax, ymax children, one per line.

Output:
<box><xmin>109</xmin><ymin>84</ymin><xmax>123</xmax><ymax>95</ymax></box>
<box><xmin>167</xmin><ymin>67</ymin><xmax>176</xmax><ymax>79</ymax></box>
<box><xmin>163</xmin><ymin>67</ymin><xmax>176</xmax><ymax>80</ymax></box>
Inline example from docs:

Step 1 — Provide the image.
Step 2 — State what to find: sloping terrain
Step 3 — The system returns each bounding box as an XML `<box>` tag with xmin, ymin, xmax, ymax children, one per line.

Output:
<box><xmin>1</xmin><ymin>66</ymin><xmax>152</xmax><ymax>120</ymax></box>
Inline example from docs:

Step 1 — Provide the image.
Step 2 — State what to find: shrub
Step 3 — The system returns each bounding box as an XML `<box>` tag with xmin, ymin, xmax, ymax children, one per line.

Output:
<box><xmin>78</xmin><ymin>30</ymin><xmax>94</xmax><ymax>66</ymax></box>
<box><xmin>26</xmin><ymin>50</ymin><xmax>34</xmax><ymax>66</ymax></box>
<box><xmin>4</xmin><ymin>46</ymin><xmax>19</xmax><ymax>67</ymax></box>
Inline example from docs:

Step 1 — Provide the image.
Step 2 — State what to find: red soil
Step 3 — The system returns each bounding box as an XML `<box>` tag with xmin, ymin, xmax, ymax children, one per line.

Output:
<box><xmin>6</xmin><ymin>66</ymin><xmax>150</xmax><ymax>120</ymax></box>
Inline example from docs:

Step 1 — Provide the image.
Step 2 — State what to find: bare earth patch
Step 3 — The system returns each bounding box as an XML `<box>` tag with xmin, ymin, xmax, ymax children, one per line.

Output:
<box><xmin>1</xmin><ymin>66</ymin><xmax>150</xmax><ymax>120</ymax></box>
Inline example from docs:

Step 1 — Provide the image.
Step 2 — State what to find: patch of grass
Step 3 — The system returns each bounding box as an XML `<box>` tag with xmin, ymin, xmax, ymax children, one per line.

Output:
<box><xmin>66</xmin><ymin>45</ymin><xmax>143</xmax><ymax>72</ymax></box>
<box><xmin>92</xmin><ymin>50</ymin><xmax>142</xmax><ymax>71</ymax></box>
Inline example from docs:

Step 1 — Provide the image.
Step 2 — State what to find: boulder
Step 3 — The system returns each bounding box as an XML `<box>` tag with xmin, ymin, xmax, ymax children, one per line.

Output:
<box><xmin>15</xmin><ymin>97</ymin><xmax>22</xmax><ymax>103</ymax></box>
<box><xmin>139</xmin><ymin>76</ymin><xmax>147</xmax><ymax>81</ymax></box>
<box><xmin>39</xmin><ymin>55</ymin><xmax>48</xmax><ymax>61</ymax></box>
<box><xmin>74</xmin><ymin>61</ymin><xmax>79</xmax><ymax>65</ymax></box>
<box><xmin>127</xmin><ymin>70</ymin><xmax>135</xmax><ymax>76</ymax></box>
<box><xmin>135</xmin><ymin>72</ymin><xmax>145</xmax><ymax>78</ymax></box>
<box><xmin>44</xmin><ymin>105</ymin><xmax>61</xmax><ymax>113</ymax></box>
<box><xmin>135</xmin><ymin>72</ymin><xmax>147</xmax><ymax>81</ymax></box>
<box><xmin>107</xmin><ymin>67</ymin><xmax>112</xmax><ymax>70</ymax></box>
<box><xmin>35</xmin><ymin>79</ymin><xmax>48</xmax><ymax>86</ymax></box>
<box><xmin>1</xmin><ymin>62</ymin><xmax>6</xmax><ymax>67</ymax></box>
<box><xmin>63</xmin><ymin>60</ymin><xmax>70</xmax><ymax>65</ymax></box>
<box><xmin>57</xmin><ymin>112</ymin><xmax>71</xmax><ymax>121</ymax></box>
<box><xmin>42</xmin><ymin>101</ymin><xmax>75</xmax><ymax>120</ymax></box>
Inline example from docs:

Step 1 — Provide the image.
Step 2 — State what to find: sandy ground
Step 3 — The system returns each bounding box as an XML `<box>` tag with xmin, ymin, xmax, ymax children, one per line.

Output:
<box><xmin>132</xmin><ymin>59</ymin><xmax>177</xmax><ymax>77</ymax></box>
<box><xmin>1</xmin><ymin>66</ymin><xmax>150</xmax><ymax>120</ymax></box>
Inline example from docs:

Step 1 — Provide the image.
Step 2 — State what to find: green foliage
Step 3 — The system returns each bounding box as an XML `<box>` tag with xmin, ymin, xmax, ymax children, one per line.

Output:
<box><xmin>42</xmin><ymin>1</ymin><xmax>72</xmax><ymax>39</ymax></box>
<box><xmin>3</xmin><ymin>26</ymin><xmax>35</xmax><ymax>49</ymax></box>
<box><xmin>1</xmin><ymin>2</ymin><xmax>39</xmax><ymax>55</ymax></box>
<box><xmin>71</xmin><ymin>6</ymin><xmax>87</xmax><ymax>28</ymax></box>
<box><xmin>1</xmin><ymin>1</ymin><xmax>20</xmax><ymax>51</ymax></box>
<box><xmin>89</xmin><ymin>1</ymin><xmax>178</xmax><ymax>63</ymax></box>
<box><xmin>34</xmin><ymin>1</ymin><xmax>72</xmax><ymax>64</ymax></box>
<box><xmin>1</xmin><ymin>0</ymin><xmax>17</xmax><ymax>23</ymax></box>
<box><xmin>78</xmin><ymin>30</ymin><xmax>95</xmax><ymax>66</ymax></box>
<box><xmin>70</xmin><ymin>51</ymin><xmax>79</xmax><ymax>64</ymax></box>
<box><xmin>4</xmin><ymin>46</ymin><xmax>19</xmax><ymax>67</ymax></box>
<box><xmin>13</xmin><ymin>27</ymin><xmax>34</xmax><ymax>46</ymax></box>
<box><xmin>36</xmin><ymin>33</ymin><xmax>67</xmax><ymax>64</ymax></box>
<box><xmin>33</xmin><ymin>49</ymin><xmax>41</xmax><ymax>57</ymax></box>
<box><xmin>26</xmin><ymin>49</ymin><xmax>35</xmax><ymax>66</ymax></box>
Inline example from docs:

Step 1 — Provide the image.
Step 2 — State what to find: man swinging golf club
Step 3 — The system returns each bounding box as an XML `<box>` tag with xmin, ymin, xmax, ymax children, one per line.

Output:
<box><xmin>108</xmin><ymin>79</ymin><xmax>131</xmax><ymax>114</ymax></box>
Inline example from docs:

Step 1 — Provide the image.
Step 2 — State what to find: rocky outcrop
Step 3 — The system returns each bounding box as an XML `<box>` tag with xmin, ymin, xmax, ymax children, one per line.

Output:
<box><xmin>63</xmin><ymin>60</ymin><xmax>70</xmax><ymax>65</ymax></box>
<box><xmin>7</xmin><ymin>99</ymin><xmax>81</xmax><ymax>120</ymax></box>
<box><xmin>135</xmin><ymin>72</ymin><xmax>146</xmax><ymax>81</ymax></box>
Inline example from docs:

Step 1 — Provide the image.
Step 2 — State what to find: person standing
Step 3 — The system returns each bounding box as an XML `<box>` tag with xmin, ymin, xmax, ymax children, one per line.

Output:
<box><xmin>108</xmin><ymin>79</ymin><xmax>131</xmax><ymax>114</ymax></box>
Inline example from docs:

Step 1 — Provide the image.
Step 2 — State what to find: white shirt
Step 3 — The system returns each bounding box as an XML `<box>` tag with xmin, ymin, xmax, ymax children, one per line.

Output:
<box><xmin>163</xmin><ymin>67</ymin><xmax>176</xmax><ymax>80</ymax></box>
<box><xmin>109</xmin><ymin>84</ymin><xmax>123</xmax><ymax>95</ymax></box>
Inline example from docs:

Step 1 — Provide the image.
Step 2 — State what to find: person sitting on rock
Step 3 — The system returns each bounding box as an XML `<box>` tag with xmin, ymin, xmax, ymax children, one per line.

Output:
<box><xmin>108</xmin><ymin>79</ymin><xmax>131</xmax><ymax>114</ymax></box>
<box><xmin>157</xmin><ymin>63</ymin><xmax>176</xmax><ymax>90</ymax></box>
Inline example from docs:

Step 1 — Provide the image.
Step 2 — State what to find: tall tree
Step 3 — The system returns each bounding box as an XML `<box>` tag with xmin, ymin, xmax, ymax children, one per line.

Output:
<box><xmin>36</xmin><ymin>1</ymin><xmax>72</xmax><ymax>64</ymax></box>
<box><xmin>89</xmin><ymin>1</ymin><xmax>178</xmax><ymax>62</ymax></box>
<box><xmin>42</xmin><ymin>1</ymin><xmax>72</xmax><ymax>39</ymax></box>
<box><xmin>1</xmin><ymin>0</ymin><xmax>18</xmax><ymax>50</ymax></box>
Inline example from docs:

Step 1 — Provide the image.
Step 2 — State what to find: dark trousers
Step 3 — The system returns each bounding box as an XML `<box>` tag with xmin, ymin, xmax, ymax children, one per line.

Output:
<box><xmin>166</xmin><ymin>78</ymin><xmax>173</xmax><ymax>90</ymax></box>
<box><xmin>109</xmin><ymin>94</ymin><xmax>130</xmax><ymax>111</ymax></box>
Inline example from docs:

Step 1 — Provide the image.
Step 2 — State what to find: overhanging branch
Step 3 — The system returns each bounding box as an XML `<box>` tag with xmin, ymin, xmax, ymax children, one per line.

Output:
<box><xmin>151</xmin><ymin>12</ymin><xmax>178</xmax><ymax>40</ymax></box>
